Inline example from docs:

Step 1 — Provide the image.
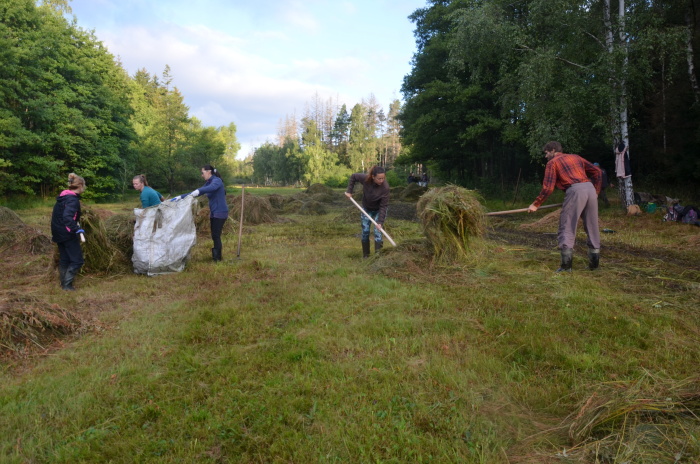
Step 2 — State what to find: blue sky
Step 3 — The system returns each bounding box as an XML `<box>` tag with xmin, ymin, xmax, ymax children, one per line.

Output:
<box><xmin>65</xmin><ymin>0</ymin><xmax>427</xmax><ymax>158</ymax></box>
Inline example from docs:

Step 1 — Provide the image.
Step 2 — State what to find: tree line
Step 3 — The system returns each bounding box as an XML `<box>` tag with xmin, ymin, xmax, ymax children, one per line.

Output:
<box><xmin>250</xmin><ymin>94</ymin><xmax>404</xmax><ymax>187</ymax></box>
<box><xmin>1</xmin><ymin>0</ymin><xmax>240</xmax><ymax>200</ymax></box>
<box><xmin>399</xmin><ymin>0</ymin><xmax>700</xmax><ymax>193</ymax></box>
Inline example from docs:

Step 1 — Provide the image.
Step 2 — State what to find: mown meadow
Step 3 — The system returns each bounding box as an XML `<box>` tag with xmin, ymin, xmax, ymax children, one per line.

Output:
<box><xmin>1</xmin><ymin>186</ymin><xmax>699</xmax><ymax>463</ymax></box>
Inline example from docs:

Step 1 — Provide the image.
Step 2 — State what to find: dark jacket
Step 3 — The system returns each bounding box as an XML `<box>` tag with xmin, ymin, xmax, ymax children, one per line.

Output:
<box><xmin>346</xmin><ymin>173</ymin><xmax>390</xmax><ymax>224</ymax></box>
<box><xmin>51</xmin><ymin>190</ymin><xmax>81</xmax><ymax>243</ymax></box>
<box><xmin>198</xmin><ymin>176</ymin><xmax>228</xmax><ymax>219</ymax></box>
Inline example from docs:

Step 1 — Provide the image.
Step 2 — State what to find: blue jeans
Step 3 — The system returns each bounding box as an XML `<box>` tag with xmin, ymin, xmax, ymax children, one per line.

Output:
<box><xmin>361</xmin><ymin>210</ymin><xmax>383</xmax><ymax>242</ymax></box>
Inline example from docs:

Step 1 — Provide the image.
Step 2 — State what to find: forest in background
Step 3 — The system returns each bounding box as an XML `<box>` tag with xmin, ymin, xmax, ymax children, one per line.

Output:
<box><xmin>3</xmin><ymin>0</ymin><xmax>700</xmax><ymax>202</ymax></box>
<box><xmin>398</xmin><ymin>0</ymin><xmax>700</xmax><ymax>192</ymax></box>
<box><xmin>1</xmin><ymin>0</ymin><xmax>240</xmax><ymax>200</ymax></box>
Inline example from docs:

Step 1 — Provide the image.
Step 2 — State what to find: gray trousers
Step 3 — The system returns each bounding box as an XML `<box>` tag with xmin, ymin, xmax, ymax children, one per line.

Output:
<box><xmin>558</xmin><ymin>182</ymin><xmax>600</xmax><ymax>250</ymax></box>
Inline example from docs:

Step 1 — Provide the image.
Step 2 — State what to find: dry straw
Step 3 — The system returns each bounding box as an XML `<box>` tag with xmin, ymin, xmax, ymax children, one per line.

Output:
<box><xmin>227</xmin><ymin>194</ymin><xmax>277</xmax><ymax>225</ymax></box>
<box><xmin>0</xmin><ymin>206</ymin><xmax>52</xmax><ymax>255</ymax></box>
<box><xmin>416</xmin><ymin>186</ymin><xmax>486</xmax><ymax>261</ymax></box>
<box><xmin>78</xmin><ymin>207</ymin><xmax>130</xmax><ymax>274</ymax></box>
<box><xmin>0</xmin><ymin>292</ymin><xmax>93</xmax><ymax>358</ymax></box>
<box><xmin>562</xmin><ymin>373</ymin><xmax>700</xmax><ymax>462</ymax></box>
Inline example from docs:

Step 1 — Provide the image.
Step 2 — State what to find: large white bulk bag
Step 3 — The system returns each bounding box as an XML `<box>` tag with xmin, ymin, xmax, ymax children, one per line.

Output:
<box><xmin>132</xmin><ymin>196</ymin><xmax>197</xmax><ymax>275</ymax></box>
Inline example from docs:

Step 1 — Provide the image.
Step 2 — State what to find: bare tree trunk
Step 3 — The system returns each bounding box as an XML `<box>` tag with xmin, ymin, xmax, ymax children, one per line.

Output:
<box><xmin>618</xmin><ymin>0</ymin><xmax>634</xmax><ymax>208</ymax></box>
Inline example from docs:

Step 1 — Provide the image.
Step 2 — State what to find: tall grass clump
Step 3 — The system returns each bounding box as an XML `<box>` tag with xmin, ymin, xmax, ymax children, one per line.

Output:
<box><xmin>416</xmin><ymin>185</ymin><xmax>486</xmax><ymax>261</ymax></box>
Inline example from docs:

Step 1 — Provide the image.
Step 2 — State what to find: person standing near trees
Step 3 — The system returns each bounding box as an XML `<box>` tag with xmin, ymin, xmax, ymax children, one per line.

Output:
<box><xmin>528</xmin><ymin>141</ymin><xmax>603</xmax><ymax>272</ymax></box>
<box><xmin>51</xmin><ymin>173</ymin><xmax>86</xmax><ymax>290</ymax></box>
<box><xmin>345</xmin><ymin>166</ymin><xmax>390</xmax><ymax>258</ymax></box>
<box><xmin>189</xmin><ymin>164</ymin><xmax>228</xmax><ymax>262</ymax></box>
<box><xmin>132</xmin><ymin>174</ymin><xmax>164</xmax><ymax>208</ymax></box>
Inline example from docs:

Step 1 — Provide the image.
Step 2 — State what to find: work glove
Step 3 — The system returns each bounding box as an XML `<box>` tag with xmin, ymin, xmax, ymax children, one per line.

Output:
<box><xmin>169</xmin><ymin>196</ymin><xmax>181</xmax><ymax>202</ymax></box>
<box><xmin>191</xmin><ymin>189</ymin><xmax>200</xmax><ymax>197</ymax></box>
<box><xmin>76</xmin><ymin>229</ymin><xmax>85</xmax><ymax>235</ymax></box>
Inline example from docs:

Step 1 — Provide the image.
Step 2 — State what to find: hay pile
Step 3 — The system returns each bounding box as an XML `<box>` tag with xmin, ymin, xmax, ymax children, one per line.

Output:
<box><xmin>77</xmin><ymin>207</ymin><xmax>131</xmax><ymax>274</ymax></box>
<box><xmin>0</xmin><ymin>206</ymin><xmax>52</xmax><ymax>256</ymax></box>
<box><xmin>267</xmin><ymin>194</ymin><xmax>286</xmax><ymax>211</ymax></box>
<box><xmin>299</xmin><ymin>200</ymin><xmax>327</xmax><ymax>215</ymax></box>
<box><xmin>416</xmin><ymin>186</ymin><xmax>485</xmax><ymax>260</ymax></box>
<box><xmin>0</xmin><ymin>292</ymin><xmax>97</xmax><ymax>358</ymax></box>
<box><xmin>228</xmin><ymin>194</ymin><xmax>277</xmax><ymax>225</ymax></box>
<box><xmin>104</xmin><ymin>214</ymin><xmax>135</xmax><ymax>258</ymax></box>
<box><xmin>400</xmin><ymin>183</ymin><xmax>428</xmax><ymax>202</ymax></box>
<box><xmin>562</xmin><ymin>374</ymin><xmax>700</xmax><ymax>462</ymax></box>
<box><xmin>306</xmin><ymin>183</ymin><xmax>334</xmax><ymax>196</ymax></box>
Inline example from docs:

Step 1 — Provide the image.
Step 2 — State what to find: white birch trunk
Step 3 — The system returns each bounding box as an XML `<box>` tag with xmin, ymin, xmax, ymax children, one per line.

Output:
<box><xmin>686</xmin><ymin>6</ymin><xmax>700</xmax><ymax>103</ymax></box>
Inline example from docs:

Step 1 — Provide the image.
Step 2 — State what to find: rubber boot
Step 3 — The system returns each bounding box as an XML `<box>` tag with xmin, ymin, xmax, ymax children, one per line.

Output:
<box><xmin>556</xmin><ymin>249</ymin><xmax>573</xmax><ymax>273</ymax></box>
<box><xmin>361</xmin><ymin>240</ymin><xmax>371</xmax><ymax>259</ymax></box>
<box><xmin>63</xmin><ymin>267</ymin><xmax>78</xmax><ymax>291</ymax></box>
<box><xmin>588</xmin><ymin>248</ymin><xmax>600</xmax><ymax>270</ymax></box>
<box><xmin>375</xmin><ymin>240</ymin><xmax>383</xmax><ymax>254</ymax></box>
<box><xmin>212</xmin><ymin>248</ymin><xmax>222</xmax><ymax>262</ymax></box>
<box><xmin>58</xmin><ymin>266</ymin><xmax>67</xmax><ymax>289</ymax></box>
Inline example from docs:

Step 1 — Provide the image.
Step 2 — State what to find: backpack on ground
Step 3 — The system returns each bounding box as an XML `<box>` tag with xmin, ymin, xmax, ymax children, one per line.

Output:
<box><xmin>663</xmin><ymin>205</ymin><xmax>680</xmax><ymax>222</ymax></box>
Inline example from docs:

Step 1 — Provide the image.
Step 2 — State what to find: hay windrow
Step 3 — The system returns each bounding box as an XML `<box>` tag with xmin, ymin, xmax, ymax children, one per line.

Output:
<box><xmin>416</xmin><ymin>186</ymin><xmax>486</xmax><ymax>261</ymax></box>
<box><xmin>0</xmin><ymin>292</ymin><xmax>99</xmax><ymax>359</ymax></box>
<box><xmin>560</xmin><ymin>374</ymin><xmax>700</xmax><ymax>462</ymax></box>
<box><xmin>400</xmin><ymin>183</ymin><xmax>428</xmax><ymax>201</ymax></box>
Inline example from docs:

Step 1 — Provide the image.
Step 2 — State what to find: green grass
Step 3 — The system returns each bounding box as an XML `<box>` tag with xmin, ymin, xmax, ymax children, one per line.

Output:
<box><xmin>1</xmin><ymin>196</ymin><xmax>699</xmax><ymax>463</ymax></box>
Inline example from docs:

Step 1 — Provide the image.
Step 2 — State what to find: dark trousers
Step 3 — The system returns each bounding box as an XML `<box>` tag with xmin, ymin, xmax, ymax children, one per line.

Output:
<box><xmin>57</xmin><ymin>238</ymin><xmax>84</xmax><ymax>271</ymax></box>
<box><xmin>210</xmin><ymin>217</ymin><xmax>226</xmax><ymax>251</ymax></box>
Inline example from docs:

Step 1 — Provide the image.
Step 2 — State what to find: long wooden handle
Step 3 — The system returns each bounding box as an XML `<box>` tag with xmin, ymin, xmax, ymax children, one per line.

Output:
<box><xmin>237</xmin><ymin>186</ymin><xmax>245</xmax><ymax>257</ymax></box>
<box><xmin>347</xmin><ymin>196</ymin><xmax>396</xmax><ymax>246</ymax></box>
<box><xmin>486</xmin><ymin>203</ymin><xmax>562</xmax><ymax>216</ymax></box>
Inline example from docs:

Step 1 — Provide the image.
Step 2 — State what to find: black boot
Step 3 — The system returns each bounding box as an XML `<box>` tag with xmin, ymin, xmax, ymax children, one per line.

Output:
<box><xmin>361</xmin><ymin>240</ymin><xmax>371</xmax><ymax>258</ymax></box>
<box><xmin>63</xmin><ymin>267</ymin><xmax>78</xmax><ymax>290</ymax></box>
<box><xmin>212</xmin><ymin>248</ymin><xmax>222</xmax><ymax>262</ymax></box>
<box><xmin>58</xmin><ymin>266</ymin><xmax>67</xmax><ymax>289</ymax></box>
<box><xmin>375</xmin><ymin>240</ymin><xmax>383</xmax><ymax>254</ymax></box>
<box><xmin>556</xmin><ymin>249</ymin><xmax>573</xmax><ymax>273</ymax></box>
<box><xmin>588</xmin><ymin>248</ymin><xmax>600</xmax><ymax>270</ymax></box>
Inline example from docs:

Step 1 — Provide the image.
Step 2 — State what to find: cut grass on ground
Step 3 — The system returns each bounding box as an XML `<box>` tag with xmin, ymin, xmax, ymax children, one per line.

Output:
<box><xmin>1</xmin><ymin>195</ymin><xmax>698</xmax><ymax>463</ymax></box>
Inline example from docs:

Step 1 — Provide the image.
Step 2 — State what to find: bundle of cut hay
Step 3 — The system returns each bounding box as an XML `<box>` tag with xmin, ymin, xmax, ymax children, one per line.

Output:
<box><xmin>335</xmin><ymin>205</ymin><xmax>359</xmax><ymax>223</ymax></box>
<box><xmin>400</xmin><ymin>183</ymin><xmax>428</xmax><ymax>202</ymax></box>
<box><xmin>0</xmin><ymin>291</ymin><xmax>98</xmax><ymax>359</ymax></box>
<box><xmin>283</xmin><ymin>199</ymin><xmax>304</xmax><ymax>214</ymax></box>
<box><xmin>416</xmin><ymin>186</ymin><xmax>486</xmax><ymax>260</ymax></box>
<box><xmin>310</xmin><ymin>192</ymin><xmax>337</xmax><ymax>203</ymax></box>
<box><xmin>562</xmin><ymin>374</ymin><xmax>700</xmax><ymax>462</ymax></box>
<box><xmin>77</xmin><ymin>207</ymin><xmax>130</xmax><ymax>274</ymax></box>
<box><xmin>0</xmin><ymin>206</ymin><xmax>52</xmax><ymax>256</ymax></box>
<box><xmin>267</xmin><ymin>194</ymin><xmax>286</xmax><ymax>211</ymax></box>
<box><xmin>103</xmin><ymin>214</ymin><xmax>135</xmax><ymax>258</ymax></box>
<box><xmin>306</xmin><ymin>183</ymin><xmax>334</xmax><ymax>195</ymax></box>
<box><xmin>228</xmin><ymin>194</ymin><xmax>277</xmax><ymax>225</ymax></box>
<box><xmin>299</xmin><ymin>200</ymin><xmax>327</xmax><ymax>215</ymax></box>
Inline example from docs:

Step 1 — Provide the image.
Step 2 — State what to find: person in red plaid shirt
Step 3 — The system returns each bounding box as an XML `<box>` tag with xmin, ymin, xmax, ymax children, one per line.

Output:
<box><xmin>528</xmin><ymin>141</ymin><xmax>603</xmax><ymax>272</ymax></box>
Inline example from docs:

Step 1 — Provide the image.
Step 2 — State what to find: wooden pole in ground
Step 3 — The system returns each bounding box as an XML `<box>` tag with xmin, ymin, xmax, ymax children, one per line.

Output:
<box><xmin>486</xmin><ymin>203</ymin><xmax>562</xmax><ymax>216</ymax></box>
<box><xmin>236</xmin><ymin>186</ymin><xmax>245</xmax><ymax>258</ymax></box>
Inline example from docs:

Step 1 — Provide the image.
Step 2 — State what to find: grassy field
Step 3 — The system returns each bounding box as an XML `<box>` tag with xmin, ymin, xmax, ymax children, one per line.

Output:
<box><xmin>1</xmin><ymin>187</ymin><xmax>699</xmax><ymax>463</ymax></box>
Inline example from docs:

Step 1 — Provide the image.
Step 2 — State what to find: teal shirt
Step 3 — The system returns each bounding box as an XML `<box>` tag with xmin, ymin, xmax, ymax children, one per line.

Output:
<box><xmin>140</xmin><ymin>186</ymin><xmax>162</xmax><ymax>208</ymax></box>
